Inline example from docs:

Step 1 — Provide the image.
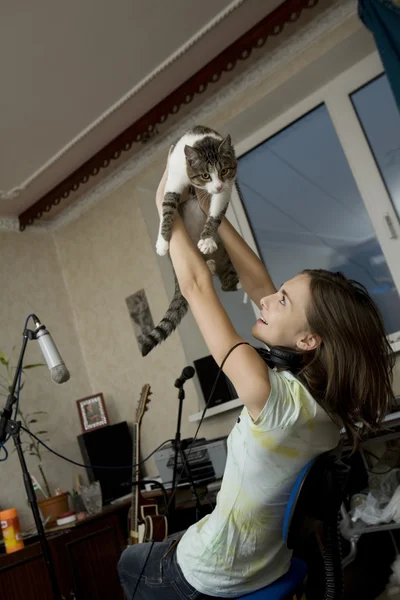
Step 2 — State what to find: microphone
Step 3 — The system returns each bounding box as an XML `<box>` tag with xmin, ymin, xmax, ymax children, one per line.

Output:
<box><xmin>32</xmin><ymin>316</ymin><xmax>70</xmax><ymax>384</ymax></box>
<box><xmin>174</xmin><ymin>366</ymin><xmax>195</xmax><ymax>388</ymax></box>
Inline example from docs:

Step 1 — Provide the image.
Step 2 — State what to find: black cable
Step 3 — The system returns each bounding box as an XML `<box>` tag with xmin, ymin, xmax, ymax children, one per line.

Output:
<box><xmin>20</xmin><ymin>426</ymin><xmax>175</xmax><ymax>471</ymax></box>
<box><xmin>21</xmin><ymin>427</ymin><xmax>171</xmax><ymax>520</ymax></box>
<box><xmin>0</xmin><ymin>441</ymin><xmax>8</xmax><ymax>461</ymax></box>
<box><xmin>130</xmin><ymin>341</ymin><xmax>249</xmax><ymax>599</ymax></box>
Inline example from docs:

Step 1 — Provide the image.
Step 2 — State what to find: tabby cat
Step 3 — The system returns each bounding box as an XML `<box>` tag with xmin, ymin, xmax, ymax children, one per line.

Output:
<box><xmin>141</xmin><ymin>126</ymin><xmax>239</xmax><ymax>357</ymax></box>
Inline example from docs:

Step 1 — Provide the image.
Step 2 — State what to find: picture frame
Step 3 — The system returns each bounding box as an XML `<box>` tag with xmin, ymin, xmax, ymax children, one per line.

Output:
<box><xmin>76</xmin><ymin>393</ymin><xmax>109</xmax><ymax>433</ymax></box>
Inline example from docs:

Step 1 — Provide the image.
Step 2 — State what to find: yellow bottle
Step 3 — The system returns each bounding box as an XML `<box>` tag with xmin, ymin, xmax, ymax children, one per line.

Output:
<box><xmin>0</xmin><ymin>508</ymin><xmax>25</xmax><ymax>554</ymax></box>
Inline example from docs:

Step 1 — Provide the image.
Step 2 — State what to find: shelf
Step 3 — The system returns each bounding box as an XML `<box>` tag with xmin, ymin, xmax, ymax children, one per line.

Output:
<box><xmin>188</xmin><ymin>398</ymin><xmax>242</xmax><ymax>423</ymax></box>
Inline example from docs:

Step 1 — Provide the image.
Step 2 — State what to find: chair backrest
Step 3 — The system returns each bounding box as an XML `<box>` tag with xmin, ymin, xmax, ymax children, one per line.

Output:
<box><xmin>283</xmin><ymin>451</ymin><xmax>350</xmax><ymax>550</ymax></box>
<box><xmin>282</xmin><ymin>452</ymin><xmax>350</xmax><ymax>600</ymax></box>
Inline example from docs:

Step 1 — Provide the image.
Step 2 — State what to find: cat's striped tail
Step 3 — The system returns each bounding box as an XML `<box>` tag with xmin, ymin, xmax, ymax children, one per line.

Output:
<box><xmin>141</xmin><ymin>273</ymin><xmax>188</xmax><ymax>357</ymax></box>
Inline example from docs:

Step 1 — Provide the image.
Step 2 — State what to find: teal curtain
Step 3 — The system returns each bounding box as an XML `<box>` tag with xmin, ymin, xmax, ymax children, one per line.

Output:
<box><xmin>359</xmin><ymin>0</ymin><xmax>400</xmax><ymax>111</ymax></box>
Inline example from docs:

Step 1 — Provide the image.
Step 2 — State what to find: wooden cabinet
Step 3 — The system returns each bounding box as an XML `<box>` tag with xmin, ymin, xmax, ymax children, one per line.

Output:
<box><xmin>0</xmin><ymin>542</ymin><xmax>54</xmax><ymax>599</ymax></box>
<box><xmin>0</xmin><ymin>504</ymin><xmax>128</xmax><ymax>600</ymax></box>
<box><xmin>61</xmin><ymin>515</ymin><xmax>125</xmax><ymax>599</ymax></box>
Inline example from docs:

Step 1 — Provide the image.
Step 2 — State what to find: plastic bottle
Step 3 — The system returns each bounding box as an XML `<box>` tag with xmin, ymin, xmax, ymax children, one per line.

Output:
<box><xmin>0</xmin><ymin>508</ymin><xmax>25</xmax><ymax>554</ymax></box>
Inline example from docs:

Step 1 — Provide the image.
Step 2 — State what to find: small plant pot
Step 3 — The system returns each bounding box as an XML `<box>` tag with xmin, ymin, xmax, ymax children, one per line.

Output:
<box><xmin>38</xmin><ymin>492</ymin><xmax>69</xmax><ymax>526</ymax></box>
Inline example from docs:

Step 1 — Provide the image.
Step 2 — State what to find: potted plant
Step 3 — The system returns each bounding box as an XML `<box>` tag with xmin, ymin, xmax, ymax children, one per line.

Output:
<box><xmin>0</xmin><ymin>349</ymin><xmax>69</xmax><ymax>524</ymax></box>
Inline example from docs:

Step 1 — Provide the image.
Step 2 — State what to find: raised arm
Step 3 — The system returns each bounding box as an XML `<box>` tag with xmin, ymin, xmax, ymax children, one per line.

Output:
<box><xmin>218</xmin><ymin>217</ymin><xmax>276</xmax><ymax>305</ymax></box>
<box><xmin>195</xmin><ymin>190</ymin><xmax>276</xmax><ymax>305</ymax></box>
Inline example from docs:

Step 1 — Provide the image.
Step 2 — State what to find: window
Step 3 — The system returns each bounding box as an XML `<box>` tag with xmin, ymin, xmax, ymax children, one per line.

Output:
<box><xmin>232</xmin><ymin>57</ymin><xmax>400</xmax><ymax>350</ymax></box>
<box><xmin>352</xmin><ymin>75</ymin><xmax>400</xmax><ymax>222</ymax></box>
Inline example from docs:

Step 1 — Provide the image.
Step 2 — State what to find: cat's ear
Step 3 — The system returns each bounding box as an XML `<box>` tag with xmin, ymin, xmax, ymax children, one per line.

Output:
<box><xmin>219</xmin><ymin>135</ymin><xmax>232</xmax><ymax>152</ymax></box>
<box><xmin>184</xmin><ymin>145</ymin><xmax>200</xmax><ymax>165</ymax></box>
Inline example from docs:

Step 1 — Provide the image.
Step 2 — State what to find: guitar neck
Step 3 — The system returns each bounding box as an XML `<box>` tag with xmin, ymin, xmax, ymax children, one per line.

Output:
<box><xmin>128</xmin><ymin>383</ymin><xmax>151</xmax><ymax>545</ymax></box>
<box><xmin>130</xmin><ymin>422</ymin><xmax>140</xmax><ymax>538</ymax></box>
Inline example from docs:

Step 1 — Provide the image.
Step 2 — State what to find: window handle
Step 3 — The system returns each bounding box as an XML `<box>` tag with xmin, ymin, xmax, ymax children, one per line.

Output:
<box><xmin>384</xmin><ymin>213</ymin><xmax>398</xmax><ymax>239</ymax></box>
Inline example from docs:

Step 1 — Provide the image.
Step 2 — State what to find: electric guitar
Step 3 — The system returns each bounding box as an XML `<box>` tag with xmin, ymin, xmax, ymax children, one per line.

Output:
<box><xmin>127</xmin><ymin>384</ymin><xmax>168</xmax><ymax>544</ymax></box>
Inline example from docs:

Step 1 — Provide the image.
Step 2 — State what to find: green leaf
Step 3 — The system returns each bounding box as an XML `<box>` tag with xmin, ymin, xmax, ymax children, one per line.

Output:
<box><xmin>0</xmin><ymin>350</ymin><xmax>9</xmax><ymax>366</ymax></box>
<box><xmin>23</xmin><ymin>363</ymin><xmax>46</xmax><ymax>370</ymax></box>
<box><xmin>36</xmin><ymin>431</ymin><xmax>48</xmax><ymax>435</ymax></box>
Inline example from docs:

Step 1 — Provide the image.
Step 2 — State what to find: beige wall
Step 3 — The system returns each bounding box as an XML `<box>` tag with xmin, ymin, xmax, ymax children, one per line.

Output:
<box><xmin>0</xmin><ymin>231</ymin><xmax>92</xmax><ymax>527</ymax></box>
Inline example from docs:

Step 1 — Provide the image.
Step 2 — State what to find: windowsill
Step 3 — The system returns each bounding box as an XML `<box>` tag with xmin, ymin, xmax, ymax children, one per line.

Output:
<box><xmin>188</xmin><ymin>398</ymin><xmax>242</xmax><ymax>423</ymax></box>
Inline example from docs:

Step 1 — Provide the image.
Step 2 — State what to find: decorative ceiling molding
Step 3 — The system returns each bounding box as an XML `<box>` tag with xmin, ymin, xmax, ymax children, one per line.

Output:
<box><xmin>19</xmin><ymin>0</ymin><xmax>320</xmax><ymax>232</ymax></box>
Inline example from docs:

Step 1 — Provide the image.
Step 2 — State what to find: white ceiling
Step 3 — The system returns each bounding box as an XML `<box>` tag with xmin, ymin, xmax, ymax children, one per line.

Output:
<box><xmin>0</xmin><ymin>0</ymin><xmax>283</xmax><ymax>219</ymax></box>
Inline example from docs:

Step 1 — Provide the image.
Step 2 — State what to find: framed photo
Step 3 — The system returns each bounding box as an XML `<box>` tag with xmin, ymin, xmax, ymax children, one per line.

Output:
<box><xmin>77</xmin><ymin>393</ymin><xmax>109</xmax><ymax>432</ymax></box>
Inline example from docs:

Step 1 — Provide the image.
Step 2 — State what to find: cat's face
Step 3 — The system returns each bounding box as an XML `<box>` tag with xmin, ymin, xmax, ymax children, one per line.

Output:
<box><xmin>184</xmin><ymin>135</ymin><xmax>237</xmax><ymax>195</ymax></box>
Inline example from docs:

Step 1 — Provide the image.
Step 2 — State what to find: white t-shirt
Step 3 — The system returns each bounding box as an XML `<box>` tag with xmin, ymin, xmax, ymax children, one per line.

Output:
<box><xmin>176</xmin><ymin>367</ymin><xmax>340</xmax><ymax>598</ymax></box>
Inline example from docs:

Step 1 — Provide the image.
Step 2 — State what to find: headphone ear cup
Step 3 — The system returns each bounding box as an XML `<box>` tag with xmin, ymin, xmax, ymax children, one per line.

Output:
<box><xmin>269</xmin><ymin>346</ymin><xmax>303</xmax><ymax>373</ymax></box>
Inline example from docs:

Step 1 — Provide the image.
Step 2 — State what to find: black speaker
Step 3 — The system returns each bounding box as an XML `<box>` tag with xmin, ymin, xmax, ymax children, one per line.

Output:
<box><xmin>77</xmin><ymin>421</ymin><xmax>132</xmax><ymax>505</ymax></box>
<box><xmin>193</xmin><ymin>354</ymin><xmax>237</xmax><ymax>408</ymax></box>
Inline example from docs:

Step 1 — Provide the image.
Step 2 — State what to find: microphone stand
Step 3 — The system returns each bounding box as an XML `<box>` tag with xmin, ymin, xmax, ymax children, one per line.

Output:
<box><xmin>171</xmin><ymin>379</ymin><xmax>203</xmax><ymax>523</ymax></box>
<box><xmin>0</xmin><ymin>325</ymin><xmax>62</xmax><ymax>600</ymax></box>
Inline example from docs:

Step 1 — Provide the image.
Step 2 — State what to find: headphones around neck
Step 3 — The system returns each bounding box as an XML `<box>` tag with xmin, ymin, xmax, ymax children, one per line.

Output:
<box><xmin>256</xmin><ymin>346</ymin><xmax>304</xmax><ymax>375</ymax></box>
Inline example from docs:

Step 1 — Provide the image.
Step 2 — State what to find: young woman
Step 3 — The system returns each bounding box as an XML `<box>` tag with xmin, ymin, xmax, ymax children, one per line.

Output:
<box><xmin>118</xmin><ymin>152</ymin><xmax>395</xmax><ymax>600</ymax></box>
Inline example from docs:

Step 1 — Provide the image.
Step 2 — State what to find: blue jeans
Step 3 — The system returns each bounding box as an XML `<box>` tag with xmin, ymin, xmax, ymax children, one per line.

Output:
<box><xmin>118</xmin><ymin>538</ymin><xmax>224</xmax><ymax>600</ymax></box>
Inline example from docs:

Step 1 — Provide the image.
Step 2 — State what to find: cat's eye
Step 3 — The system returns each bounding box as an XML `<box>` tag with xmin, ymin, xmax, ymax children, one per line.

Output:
<box><xmin>220</xmin><ymin>168</ymin><xmax>229</xmax><ymax>176</ymax></box>
<box><xmin>201</xmin><ymin>173</ymin><xmax>211</xmax><ymax>180</ymax></box>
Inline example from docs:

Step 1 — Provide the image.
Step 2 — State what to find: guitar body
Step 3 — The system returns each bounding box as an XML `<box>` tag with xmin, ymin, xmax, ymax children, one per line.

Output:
<box><xmin>140</xmin><ymin>503</ymin><xmax>168</xmax><ymax>542</ymax></box>
<box><xmin>127</xmin><ymin>384</ymin><xmax>168</xmax><ymax>545</ymax></box>
<box><xmin>127</xmin><ymin>498</ymin><xmax>168</xmax><ymax>543</ymax></box>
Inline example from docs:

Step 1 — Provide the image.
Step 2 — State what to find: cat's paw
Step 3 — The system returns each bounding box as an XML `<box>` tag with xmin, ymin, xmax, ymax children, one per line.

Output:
<box><xmin>206</xmin><ymin>259</ymin><xmax>217</xmax><ymax>275</ymax></box>
<box><xmin>198</xmin><ymin>237</ymin><xmax>218</xmax><ymax>255</ymax></box>
<box><xmin>156</xmin><ymin>236</ymin><xmax>169</xmax><ymax>256</ymax></box>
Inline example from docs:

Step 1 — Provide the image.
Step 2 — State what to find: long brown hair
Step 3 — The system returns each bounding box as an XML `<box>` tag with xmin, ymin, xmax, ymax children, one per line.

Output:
<box><xmin>300</xmin><ymin>269</ymin><xmax>395</xmax><ymax>449</ymax></box>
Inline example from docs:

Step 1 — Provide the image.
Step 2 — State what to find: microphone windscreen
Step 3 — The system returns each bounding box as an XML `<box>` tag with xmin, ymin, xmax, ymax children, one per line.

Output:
<box><xmin>183</xmin><ymin>366</ymin><xmax>195</xmax><ymax>379</ymax></box>
<box><xmin>51</xmin><ymin>364</ymin><xmax>70</xmax><ymax>384</ymax></box>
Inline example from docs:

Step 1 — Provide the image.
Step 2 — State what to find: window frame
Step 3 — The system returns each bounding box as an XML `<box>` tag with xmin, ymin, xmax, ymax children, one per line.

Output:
<box><xmin>228</xmin><ymin>52</ymin><xmax>400</xmax><ymax>352</ymax></box>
